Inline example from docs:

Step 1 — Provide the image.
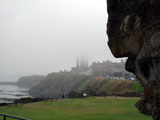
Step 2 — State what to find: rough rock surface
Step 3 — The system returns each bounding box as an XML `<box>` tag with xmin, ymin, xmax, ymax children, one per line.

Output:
<box><xmin>107</xmin><ymin>0</ymin><xmax>160</xmax><ymax>119</ymax></box>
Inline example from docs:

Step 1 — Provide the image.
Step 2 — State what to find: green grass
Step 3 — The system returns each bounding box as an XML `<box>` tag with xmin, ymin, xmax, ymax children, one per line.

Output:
<box><xmin>0</xmin><ymin>97</ymin><xmax>151</xmax><ymax>120</ymax></box>
<box><xmin>133</xmin><ymin>82</ymin><xmax>144</xmax><ymax>93</ymax></box>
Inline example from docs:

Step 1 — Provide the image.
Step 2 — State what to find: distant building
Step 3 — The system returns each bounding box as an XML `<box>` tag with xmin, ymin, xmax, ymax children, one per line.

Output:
<box><xmin>71</xmin><ymin>58</ymin><xmax>134</xmax><ymax>80</ymax></box>
<box><xmin>91</xmin><ymin>60</ymin><xmax>113</xmax><ymax>77</ymax></box>
<box><xmin>71</xmin><ymin>56</ymin><xmax>91</xmax><ymax>75</ymax></box>
<box><xmin>90</xmin><ymin>60</ymin><xmax>134</xmax><ymax>80</ymax></box>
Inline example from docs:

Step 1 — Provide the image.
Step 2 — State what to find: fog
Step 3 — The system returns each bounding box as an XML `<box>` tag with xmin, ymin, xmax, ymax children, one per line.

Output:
<box><xmin>0</xmin><ymin>0</ymin><xmax>121</xmax><ymax>81</ymax></box>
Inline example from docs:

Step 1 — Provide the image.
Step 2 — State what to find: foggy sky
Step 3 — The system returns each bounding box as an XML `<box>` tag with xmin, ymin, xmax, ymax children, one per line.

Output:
<box><xmin>0</xmin><ymin>0</ymin><xmax>121</xmax><ymax>81</ymax></box>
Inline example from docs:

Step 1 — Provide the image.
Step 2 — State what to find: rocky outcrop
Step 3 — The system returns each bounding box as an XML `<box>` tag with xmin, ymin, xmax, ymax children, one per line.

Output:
<box><xmin>29</xmin><ymin>72</ymin><xmax>89</xmax><ymax>98</ymax></box>
<box><xmin>17</xmin><ymin>75</ymin><xmax>44</xmax><ymax>88</ymax></box>
<box><xmin>107</xmin><ymin>0</ymin><xmax>160</xmax><ymax>119</ymax></box>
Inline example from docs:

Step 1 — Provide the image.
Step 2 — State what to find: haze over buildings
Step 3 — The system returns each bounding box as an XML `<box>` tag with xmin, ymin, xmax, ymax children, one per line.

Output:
<box><xmin>71</xmin><ymin>56</ymin><xmax>133</xmax><ymax>80</ymax></box>
<box><xmin>0</xmin><ymin>0</ymin><xmax>123</xmax><ymax>81</ymax></box>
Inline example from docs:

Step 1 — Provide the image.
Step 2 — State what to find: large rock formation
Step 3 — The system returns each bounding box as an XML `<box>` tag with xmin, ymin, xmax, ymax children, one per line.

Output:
<box><xmin>17</xmin><ymin>75</ymin><xmax>44</xmax><ymax>88</ymax></box>
<box><xmin>29</xmin><ymin>72</ymin><xmax>89</xmax><ymax>98</ymax></box>
<box><xmin>107</xmin><ymin>0</ymin><xmax>160</xmax><ymax>119</ymax></box>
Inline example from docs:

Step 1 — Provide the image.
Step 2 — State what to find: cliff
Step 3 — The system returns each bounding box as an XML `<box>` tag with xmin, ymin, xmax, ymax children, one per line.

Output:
<box><xmin>76</xmin><ymin>77</ymin><xmax>142</xmax><ymax>97</ymax></box>
<box><xmin>29</xmin><ymin>72</ymin><xmax>89</xmax><ymax>98</ymax></box>
<box><xmin>28</xmin><ymin>72</ymin><xmax>143</xmax><ymax>98</ymax></box>
<box><xmin>107</xmin><ymin>0</ymin><xmax>160</xmax><ymax>119</ymax></box>
<box><xmin>17</xmin><ymin>75</ymin><xmax>44</xmax><ymax>88</ymax></box>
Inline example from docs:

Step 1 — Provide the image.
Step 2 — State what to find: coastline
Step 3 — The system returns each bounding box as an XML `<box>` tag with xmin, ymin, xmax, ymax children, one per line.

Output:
<box><xmin>0</xmin><ymin>84</ymin><xmax>30</xmax><ymax>103</ymax></box>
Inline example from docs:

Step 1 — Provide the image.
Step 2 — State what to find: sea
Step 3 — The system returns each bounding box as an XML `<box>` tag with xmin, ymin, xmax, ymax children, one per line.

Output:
<box><xmin>0</xmin><ymin>85</ymin><xmax>30</xmax><ymax>103</ymax></box>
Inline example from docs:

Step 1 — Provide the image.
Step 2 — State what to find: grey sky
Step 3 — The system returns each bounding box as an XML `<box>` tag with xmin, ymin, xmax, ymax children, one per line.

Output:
<box><xmin>0</xmin><ymin>0</ymin><xmax>121</xmax><ymax>81</ymax></box>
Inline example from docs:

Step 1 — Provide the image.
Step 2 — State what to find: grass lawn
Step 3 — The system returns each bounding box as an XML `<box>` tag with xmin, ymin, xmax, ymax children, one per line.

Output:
<box><xmin>133</xmin><ymin>81</ymin><xmax>144</xmax><ymax>93</ymax></box>
<box><xmin>0</xmin><ymin>97</ymin><xmax>152</xmax><ymax>120</ymax></box>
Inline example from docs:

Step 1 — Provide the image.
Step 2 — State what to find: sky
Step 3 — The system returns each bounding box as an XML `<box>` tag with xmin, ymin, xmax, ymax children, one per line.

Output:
<box><xmin>0</xmin><ymin>0</ymin><xmax>122</xmax><ymax>81</ymax></box>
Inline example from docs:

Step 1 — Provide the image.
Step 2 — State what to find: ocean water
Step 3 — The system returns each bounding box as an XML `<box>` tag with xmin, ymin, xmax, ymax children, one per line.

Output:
<box><xmin>0</xmin><ymin>85</ymin><xmax>30</xmax><ymax>103</ymax></box>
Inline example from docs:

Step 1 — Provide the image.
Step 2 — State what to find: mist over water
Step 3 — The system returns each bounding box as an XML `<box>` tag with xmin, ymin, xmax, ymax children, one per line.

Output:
<box><xmin>0</xmin><ymin>0</ymin><xmax>122</xmax><ymax>81</ymax></box>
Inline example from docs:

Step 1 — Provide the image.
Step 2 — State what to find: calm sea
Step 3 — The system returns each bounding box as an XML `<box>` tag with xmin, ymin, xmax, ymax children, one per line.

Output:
<box><xmin>0</xmin><ymin>85</ymin><xmax>30</xmax><ymax>103</ymax></box>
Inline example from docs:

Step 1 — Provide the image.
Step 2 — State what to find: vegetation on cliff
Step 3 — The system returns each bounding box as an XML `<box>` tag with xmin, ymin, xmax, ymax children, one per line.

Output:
<box><xmin>76</xmin><ymin>77</ymin><xmax>143</xmax><ymax>96</ymax></box>
<box><xmin>29</xmin><ymin>72</ymin><xmax>89</xmax><ymax>98</ymax></box>
<box><xmin>28</xmin><ymin>72</ymin><xmax>143</xmax><ymax>98</ymax></box>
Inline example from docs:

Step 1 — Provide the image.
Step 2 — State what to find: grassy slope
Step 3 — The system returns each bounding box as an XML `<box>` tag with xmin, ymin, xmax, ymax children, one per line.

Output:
<box><xmin>29</xmin><ymin>72</ymin><xmax>144</xmax><ymax>97</ymax></box>
<box><xmin>99</xmin><ymin>80</ymin><xmax>134</xmax><ymax>94</ymax></box>
<box><xmin>76</xmin><ymin>77</ymin><xmax>144</xmax><ymax>95</ymax></box>
<box><xmin>76</xmin><ymin>77</ymin><xmax>107</xmax><ymax>91</ymax></box>
<box><xmin>0</xmin><ymin>97</ymin><xmax>151</xmax><ymax>120</ymax></box>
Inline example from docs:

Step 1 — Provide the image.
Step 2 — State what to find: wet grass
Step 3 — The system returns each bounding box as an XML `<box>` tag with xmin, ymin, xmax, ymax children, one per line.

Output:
<box><xmin>0</xmin><ymin>97</ymin><xmax>152</xmax><ymax>120</ymax></box>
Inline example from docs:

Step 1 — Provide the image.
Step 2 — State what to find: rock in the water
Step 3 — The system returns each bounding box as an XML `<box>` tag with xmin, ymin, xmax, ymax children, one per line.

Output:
<box><xmin>107</xmin><ymin>0</ymin><xmax>160</xmax><ymax>119</ymax></box>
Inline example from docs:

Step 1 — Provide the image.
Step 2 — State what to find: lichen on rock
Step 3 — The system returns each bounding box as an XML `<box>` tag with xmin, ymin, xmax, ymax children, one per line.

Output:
<box><xmin>107</xmin><ymin>0</ymin><xmax>160</xmax><ymax>119</ymax></box>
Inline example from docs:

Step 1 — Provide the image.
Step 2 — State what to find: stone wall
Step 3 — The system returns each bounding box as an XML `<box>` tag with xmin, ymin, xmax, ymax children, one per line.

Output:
<box><xmin>107</xmin><ymin>0</ymin><xmax>160</xmax><ymax>120</ymax></box>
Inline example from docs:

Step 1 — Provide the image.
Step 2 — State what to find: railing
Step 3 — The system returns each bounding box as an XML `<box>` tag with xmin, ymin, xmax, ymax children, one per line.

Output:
<box><xmin>0</xmin><ymin>113</ymin><xmax>29</xmax><ymax>120</ymax></box>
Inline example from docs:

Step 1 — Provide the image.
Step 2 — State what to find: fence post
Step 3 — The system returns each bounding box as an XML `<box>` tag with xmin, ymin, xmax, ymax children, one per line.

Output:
<box><xmin>4</xmin><ymin>115</ymin><xmax>6</xmax><ymax>120</ymax></box>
